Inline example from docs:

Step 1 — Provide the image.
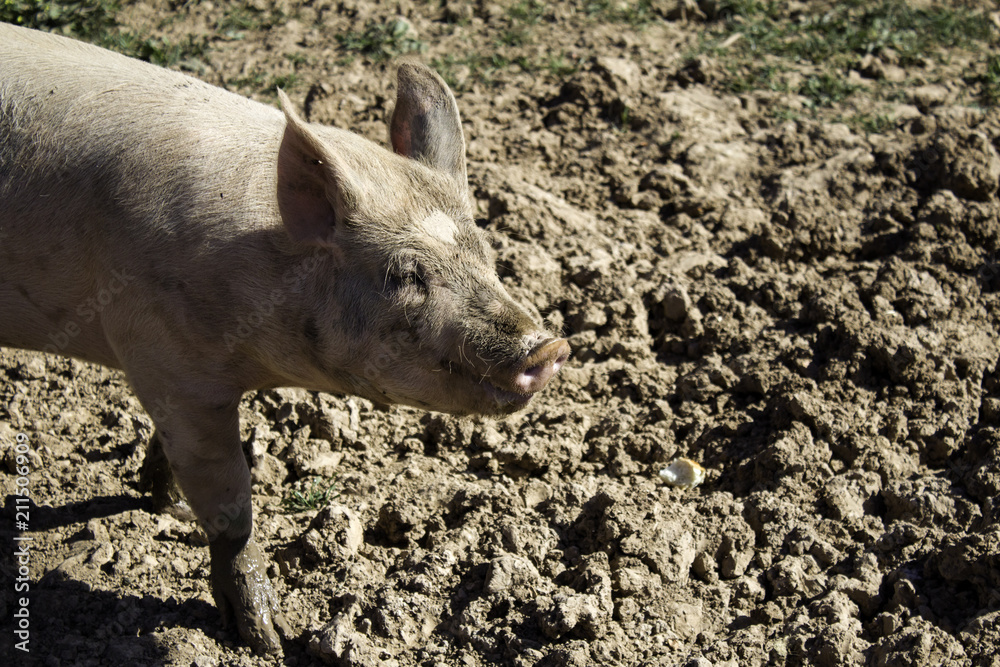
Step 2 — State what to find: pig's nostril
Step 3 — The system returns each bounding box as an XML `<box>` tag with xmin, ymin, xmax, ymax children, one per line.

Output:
<box><xmin>551</xmin><ymin>347</ymin><xmax>570</xmax><ymax>371</ymax></box>
<box><xmin>514</xmin><ymin>364</ymin><xmax>551</xmax><ymax>393</ymax></box>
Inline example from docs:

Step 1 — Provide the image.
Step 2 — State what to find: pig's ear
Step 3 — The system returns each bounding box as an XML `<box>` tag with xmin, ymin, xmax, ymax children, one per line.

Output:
<box><xmin>276</xmin><ymin>89</ymin><xmax>358</xmax><ymax>246</ymax></box>
<box><xmin>390</xmin><ymin>63</ymin><xmax>468</xmax><ymax>189</ymax></box>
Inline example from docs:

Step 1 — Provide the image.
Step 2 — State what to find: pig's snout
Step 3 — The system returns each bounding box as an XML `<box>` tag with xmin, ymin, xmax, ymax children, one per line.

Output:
<box><xmin>512</xmin><ymin>337</ymin><xmax>571</xmax><ymax>394</ymax></box>
<box><xmin>479</xmin><ymin>336</ymin><xmax>569</xmax><ymax>412</ymax></box>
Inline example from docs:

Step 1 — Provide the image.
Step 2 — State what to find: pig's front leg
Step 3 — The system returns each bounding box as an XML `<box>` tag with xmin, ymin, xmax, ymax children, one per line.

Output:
<box><xmin>134</xmin><ymin>387</ymin><xmax>291</xmax><ymax>655</ymax></box>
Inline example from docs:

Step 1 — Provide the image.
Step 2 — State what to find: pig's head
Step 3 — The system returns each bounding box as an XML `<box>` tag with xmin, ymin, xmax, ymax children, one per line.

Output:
<box><xmin>273</xmin><ymin>64</ymin><xmax>568</xmax><ymax>416</ymax></box>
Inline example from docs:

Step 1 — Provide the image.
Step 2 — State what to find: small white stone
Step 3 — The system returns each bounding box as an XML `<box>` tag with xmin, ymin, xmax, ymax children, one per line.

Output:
<box><xmin>659</xmin><ymin>458</ymin><xmax>706</xmax><ymax>488</ymax></box>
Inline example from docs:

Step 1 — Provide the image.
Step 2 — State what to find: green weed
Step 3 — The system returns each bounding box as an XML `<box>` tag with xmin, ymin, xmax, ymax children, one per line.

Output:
<box><xmin>496</xmin><ymin>0</ymin><xmax>546</xmax><ymax>47</ymax></box>
<box><xmin>432</xmin><ymin>53</ymin><xmax>514</xmax><ymax>90</ymax></box>
<box><xmin>228</xmin><ymin>68</ymin><xmax>267</xmax><ymax>91</ymax></box>
<box><xmin>218</xmin><ymin>6</ymin><xmax>258</xmax><ymax>38</ymax></box>
<box><xmin>227</xmin><ymin>68</ymin><xmax>300</xmax><ymax>95</ymax></box>
<box><xmin>431</xmin><ymin>54</ymin><xmax>462</xmax><ymax>88</ymax></box>
<box><xmin>771</xmin><ymin>107</ymin><xmax>800</xmax><ymax>122</ymax></box>
<box><xmin>434</xmin><ymin>49</ymin><xmax>582</xmax><ymax>92</ymax></box>
<box><xmin>546</xmin><ymin>54</ymin><xmax>580</xmax><ymax>77</ymax></box>
<box><xmin>724</xmin><ymin>62</ymin><xmax>788</xmax><ymax>94</ymax></box>
<box><xmin>269</xmin><ymin>73</ymin><xmax>299</xmax><ymax>92</ymax></box>
<box><xmin>498</xmin><ymin>26</ymin><xmax>531</xmax><ymax>47</ymax></box>
<box><xmin>282</xmin><ymin>477</ymin><xmax>338</xmax><ymax>513</ymax></box>
<box><xmin>286</xmin><ymin>52</ymin><xmax>310</xmax><ymax>67</ymax></box>
<box><xmin>615</xmin><ymin>103</ymin><xmax>632</xmax><ymax>131</ymax></box>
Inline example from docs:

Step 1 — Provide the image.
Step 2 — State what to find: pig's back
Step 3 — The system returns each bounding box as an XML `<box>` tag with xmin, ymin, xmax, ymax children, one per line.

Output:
<box><xmin>0</xmin><ymin>21</ymin><xmax>283</xmax><ymax>207</ymax></box>
<box><xmin>0</xmin><ymin>22</ymin><xmax>279</xmax><ymax>133</ymax></box>
<box><xmin>0</xmin><ymin>23</ymin><xmax>285</xmax><ymax>362</ymax></box>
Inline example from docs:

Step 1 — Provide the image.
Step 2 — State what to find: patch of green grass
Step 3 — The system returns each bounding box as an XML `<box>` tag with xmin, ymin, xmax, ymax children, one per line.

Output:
<box><xmin>496</xmin><ymin>0</ymin><xmax>546</xmax><ymax>48</ymax></box>
<box><xmin>281</xmin><ymin>477</ymin><xmax>338</xmax><ymax>513</ymax></box>
<box><xmin>217</xmin><ymin>6</ymin><xmax>257</xmax><ymax>38</ymax></box>
<box><xmin>269</xmin><ymin>73</ymin><xmax>299</xmax><ymax>92</ymax></box>
<box><xmin>707</xmin><ymin>0</ymin><xmax>997</xmax><ymax>114</ymax></box>
<box><xmin>714</xmin><ymin>0</ymin><xmax>996</xmax><ymax>67</ymax></box>
<box><xmin>1</xmin><ymin>0</ymin><xmax>209</xmax><ymax>69</ymax></box>
<box><xmin>716</xmin><ymin>0</ymin><xmax>778</xmax><ymax>17</ymax></box>
<box><xmin>228</xmin><ymin>68</ymin><xmax>267</xmax><ymax>90</ymax></box>
<box><xmin>1</xmin><ymin>0</ymin><xmax>118</xmax><ymax>40</ymax></box>
<box><xmin>434</xmin><ymin>2</ymin><xmax>582</xmax><ymax>87</ymax></box>
<box><xmin>108</xmin><ymin>32</ymin><xmax>207</xmax><ymax>68</ymax></box>
<box><xmin>498</xmin><ymin>25</ymin><xmax>531</xmax><ymax>47</ymax></box>
<box><xmin>614</xmin><ymin>102</ymin><xmax>633</xmax><ymax>131</ymax></box>
<box><xmin>286</xmin><ymin>51</ymin><xmax>310</xmax><ymax>67</ymax></box>
<box><xmin>434</xmin><ymin>49</ymin><xmax>583</xmax><ymax>92</ymax></box>
<box><xmin>433</xmin><ymin>53</ymin><xmax>514</xmax><ymax>90</ymax></box>
<box><xmin>431</xmin><ymin>55</ymin><xmax>462</xmax><ymax>88</ymax></box>
<box><xmin>337</xmin><ymin>18</ymin><xmax>426</xmax><ymax>62</ymax></box>
<box><xmin>771</xmin><ymin>107</ymin><xmax>800</xmax><ymax>122</ymax></box>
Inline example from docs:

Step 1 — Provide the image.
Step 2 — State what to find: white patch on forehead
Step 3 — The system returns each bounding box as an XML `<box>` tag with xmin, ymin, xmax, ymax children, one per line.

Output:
<box><xmin>417</xmin><ymin>211</ymin><xmax>459</xmax><ymax>245</ymax></box>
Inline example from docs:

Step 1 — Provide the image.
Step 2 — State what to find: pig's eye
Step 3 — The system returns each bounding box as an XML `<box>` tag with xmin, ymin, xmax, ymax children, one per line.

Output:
<box><xmin>386</xmin><ymin>258</ymin><xmax>427</xmax><ymax>296</ymax></box>
<box><xmin>400</xmin><ymin>269</ymin><xmax>426</xmax><ymax>289</ymax></box>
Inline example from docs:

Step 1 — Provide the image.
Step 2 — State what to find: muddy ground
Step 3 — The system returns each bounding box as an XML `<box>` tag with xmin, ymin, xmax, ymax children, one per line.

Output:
<box><xmin>3</xmin><ymin>1</ymin><xmax>1000</xmax><ymax>665</ymax></box>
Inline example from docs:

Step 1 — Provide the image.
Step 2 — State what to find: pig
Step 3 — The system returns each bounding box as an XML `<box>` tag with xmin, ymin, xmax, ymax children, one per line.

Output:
<box><xmin>0</xmin><ymin>23</ymin><xmax>569</xmax><ymax>655</ymax></box>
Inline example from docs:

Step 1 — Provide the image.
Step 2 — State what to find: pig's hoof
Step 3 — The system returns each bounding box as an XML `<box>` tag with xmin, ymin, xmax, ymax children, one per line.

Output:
<box><xmin>210</xmin><ymin>534</ymin><xmax>293</xmax><ymax>656</ymax></box>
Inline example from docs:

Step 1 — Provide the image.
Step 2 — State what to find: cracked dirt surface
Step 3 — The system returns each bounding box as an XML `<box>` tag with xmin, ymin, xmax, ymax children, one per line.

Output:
<box><xmin>2</xmin><ymin>1</ymin><xmax>1000</xmax><ymax>665</ymax></box>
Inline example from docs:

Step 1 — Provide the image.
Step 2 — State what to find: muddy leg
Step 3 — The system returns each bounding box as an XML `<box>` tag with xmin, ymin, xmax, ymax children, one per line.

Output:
<box><xmin>135</xmin><ymin>387</ymin><xmax>291</xmax><ymax>655</ymax></box>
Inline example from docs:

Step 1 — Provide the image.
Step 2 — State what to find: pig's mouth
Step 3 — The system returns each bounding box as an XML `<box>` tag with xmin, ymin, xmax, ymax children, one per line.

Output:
<box><xmin>482</xmin><ymin>382</ymin><xmax>535</xmax><ymax>413</ymax></box>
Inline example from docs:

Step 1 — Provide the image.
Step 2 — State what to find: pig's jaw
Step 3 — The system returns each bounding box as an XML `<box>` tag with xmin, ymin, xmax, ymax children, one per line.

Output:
<box><xmin>340</xmin><ymin>352</ymin><xmax>569</xmax><ymax>417</ymax></box>
<box><xmin>300</xmin><ymin>334</ymin><xmax>570</xmax><ymax>417</ymax></box>
<box><xmin>481</xmin><ymin>382</ymin><xmax>535</xmax><ymax>414</ymax></box>
<box><xmin>345</xmin><ymin>372</ymin><xmax>533</xmax><ymax>416</ymax></box>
